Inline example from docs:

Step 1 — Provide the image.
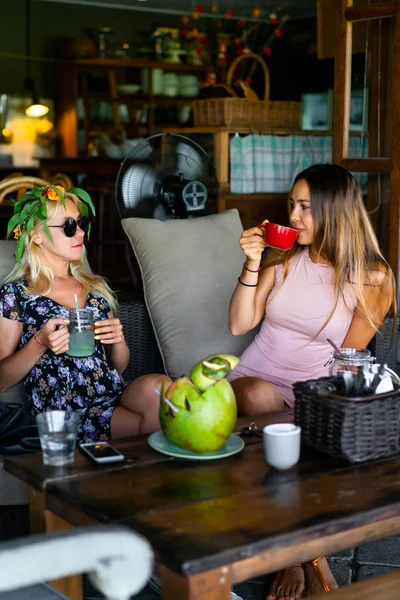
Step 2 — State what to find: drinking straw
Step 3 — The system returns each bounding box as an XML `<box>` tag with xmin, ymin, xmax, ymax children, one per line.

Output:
<box><xmin>154</xmin><ymin>388</ymin><xmax>178</xmax><ymax>413</ymax></box>
<box><xmin>74</xmin><ymin>294</ymin><xmax>81</xmax><ymax>332</ymax></box>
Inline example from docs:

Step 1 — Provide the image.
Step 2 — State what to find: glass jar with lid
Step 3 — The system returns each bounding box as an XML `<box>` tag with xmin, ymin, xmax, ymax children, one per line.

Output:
<box><xmin>328</xmin><ymin>348</ymin><xmax>374</xmax><ymax>377</ymax></box>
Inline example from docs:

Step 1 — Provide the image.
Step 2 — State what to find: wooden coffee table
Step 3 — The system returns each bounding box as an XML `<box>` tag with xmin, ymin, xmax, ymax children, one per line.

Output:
<box><xmin>7</xmin><ymin>412</ymin><xmax>400</xmax><ymax>600</ymax></box>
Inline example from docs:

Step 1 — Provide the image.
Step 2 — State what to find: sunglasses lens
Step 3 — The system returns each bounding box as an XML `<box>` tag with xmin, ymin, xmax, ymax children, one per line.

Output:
<box><xmin>78</xmin><ymin>216</ymin><xmax>90</xmax><ymax>233</ymax></box>
<box><xmin>63</xmin><ymin>217</ymin><xmax>77</xmax><ymax>237</ymax></box>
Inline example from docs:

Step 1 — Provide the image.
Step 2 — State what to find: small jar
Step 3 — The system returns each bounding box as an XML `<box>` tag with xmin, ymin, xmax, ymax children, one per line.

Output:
<box><xmin>328</xmin><ymin>348</ymin><xmax>374</xmax><ymax>377</ymax></box>
<box><xmin>67</xmin><ymin>309</ymin><xmax>95</xmax><ymax>358</ymax></box>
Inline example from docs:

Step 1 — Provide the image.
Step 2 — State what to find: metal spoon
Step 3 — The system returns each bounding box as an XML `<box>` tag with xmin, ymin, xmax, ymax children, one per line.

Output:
<box><xmin>327</xmin><ymin>338</ymin><xmax>347</xmax><ymax>360</ymax></box>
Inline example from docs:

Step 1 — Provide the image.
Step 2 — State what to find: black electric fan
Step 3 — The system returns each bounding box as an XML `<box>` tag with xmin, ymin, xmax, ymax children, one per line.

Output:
<box><xmin>115</xmin><ymin>133</ymin><xmax>219</xmax><ymax>219</ymax></box>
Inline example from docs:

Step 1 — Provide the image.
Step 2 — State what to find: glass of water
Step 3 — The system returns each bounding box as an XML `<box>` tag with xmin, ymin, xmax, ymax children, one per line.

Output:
<box><xmin>67</xmin><ymin>308</ymin><xmax>95</xmax><ymax>357</ymax></box>
<box><xmin>36</xmin><ymin>411</ymin><xmax>80</xmax><ymax>466</ymax></box>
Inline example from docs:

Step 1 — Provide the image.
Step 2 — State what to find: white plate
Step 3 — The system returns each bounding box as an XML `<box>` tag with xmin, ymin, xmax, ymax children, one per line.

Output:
<box><xmin>148</xmin><ymin>430</ymin><xmax>244</xmax><ymax>460</ymax></box>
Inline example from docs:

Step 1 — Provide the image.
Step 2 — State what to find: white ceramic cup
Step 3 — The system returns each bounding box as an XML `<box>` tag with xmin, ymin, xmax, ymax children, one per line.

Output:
<box><xmin>263</xmin><ymin>423</ymin><xmax>301</xmax><ymax>470</ymax></box>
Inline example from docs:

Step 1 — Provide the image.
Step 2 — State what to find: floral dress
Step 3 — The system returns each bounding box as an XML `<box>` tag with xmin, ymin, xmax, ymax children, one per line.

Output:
<box><xmin>0</xmin><ymin>280</ymin><xmax>126</xmax><ymax>442</ymax></box>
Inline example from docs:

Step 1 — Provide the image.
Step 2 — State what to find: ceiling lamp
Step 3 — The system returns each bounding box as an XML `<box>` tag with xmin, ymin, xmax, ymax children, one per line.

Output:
<box><xmin>24</xmin><ymin>0</ymin><xmax>49</xmax><ymax>118</ymax></box>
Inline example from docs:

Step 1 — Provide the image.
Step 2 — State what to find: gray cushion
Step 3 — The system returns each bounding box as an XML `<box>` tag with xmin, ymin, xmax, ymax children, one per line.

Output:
<box><xmin>121</xmin><ymin>210</ymin><xmax>255</xmax><ymax>379</ymax></box>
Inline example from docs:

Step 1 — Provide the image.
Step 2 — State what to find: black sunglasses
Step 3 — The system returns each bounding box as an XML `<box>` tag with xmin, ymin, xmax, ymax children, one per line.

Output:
<box><xmin>48</xmin><ymin>216</ymin><xmax>90</xmax><ymax>238</ymax></box>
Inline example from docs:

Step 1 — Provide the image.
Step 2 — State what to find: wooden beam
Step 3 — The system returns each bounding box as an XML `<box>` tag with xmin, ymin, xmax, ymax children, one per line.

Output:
<box><xmin>333</xmin><ymin>0</ymin><xmax>352</xmax><ymax>164</ymax></box>
<box><xmin>345</xmin><ymin>2</ymin><xmax>399</xmax><ymax>22</ymax></box>
<box><xmin>388</xmin><ymin>11</ymin><xmax>400</xmax><ymax>277</ymax></box>
<box><xmin>341</xmin><ymin>157</ymin><xmax>393</xmax><ymax>173</ymax></box>
<box><xmin>56</xmin><ymin>62</ymin><xmax>78</xmax><ymax>158</ymax></box>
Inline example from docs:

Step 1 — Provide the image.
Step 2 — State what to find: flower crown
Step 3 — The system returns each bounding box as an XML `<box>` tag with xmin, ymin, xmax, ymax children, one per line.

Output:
<box><xmin>7</xmin><ymin>184</ymin><xmax>96</xmax><ymax>263</ymax></box>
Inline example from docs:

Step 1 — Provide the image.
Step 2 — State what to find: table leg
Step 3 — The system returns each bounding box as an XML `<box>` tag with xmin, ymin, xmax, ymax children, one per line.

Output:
<box><xmin>160</xmin><ymin>564</ymin><xmax>232</xmax><ymax>600</ymax></box>
<box><xmin>45</xmin><ymin>510</ymin><xmax>83</xmax><ymax>600</ymax></box>
<box><xmin>29</xmin><ymin>486</ymin><xmax>45</xmax><ymax>534</ymax></box>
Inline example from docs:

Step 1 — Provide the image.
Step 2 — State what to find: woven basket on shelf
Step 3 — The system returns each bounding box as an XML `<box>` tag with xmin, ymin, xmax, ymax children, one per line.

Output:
<box><xmin>294</xmin><ymin>376</ymin><xmax>400</xmax><ymax>464</ymax></box>
<box><xmin>193</xmin><ymin>52</ymin><xmax>301</xmax><ymax>129</ymax></box>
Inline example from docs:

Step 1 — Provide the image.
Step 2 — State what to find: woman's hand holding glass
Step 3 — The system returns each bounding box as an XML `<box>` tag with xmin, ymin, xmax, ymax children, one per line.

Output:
<box><xmin>94</xmin><ymin>318</ymin><xmax>124</xmax><ymax>345</ymax></box>
<box><xmin>240</xmin><ymin>219</ymin><xmax>269</xmax><ymax>263</ymax></box>
<box><xmin>36</xmin><ymin>318</ymin><xmax>70</xmax><ymax>354</ymax></box>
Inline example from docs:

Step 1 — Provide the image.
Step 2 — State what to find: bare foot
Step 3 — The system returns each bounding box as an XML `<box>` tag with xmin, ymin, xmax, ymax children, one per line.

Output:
<box><xmin>303</xmin><ymin>557</ymin><xmax>338</xmax><ymax>596</ymax></box>
<box><xmin>266</xmin><ymin>565</ymin><xmax>305</xmax><ymax>600</ymax></box>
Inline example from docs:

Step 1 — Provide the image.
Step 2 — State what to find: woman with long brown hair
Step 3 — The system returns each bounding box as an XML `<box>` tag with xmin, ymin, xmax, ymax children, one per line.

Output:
<box><xmin>228</xmin><ymin>163</ymin><xmax>396</xmax><ymax>598</ymax></box>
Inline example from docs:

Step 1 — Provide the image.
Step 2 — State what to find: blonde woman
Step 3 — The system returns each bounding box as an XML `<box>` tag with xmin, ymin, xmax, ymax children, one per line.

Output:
<box><xmin>228</xmin><ymin>164</ymin><xmax>396</xmax><ymax>598</ymax></box>
<box><xmin>0</xmin><ymin>185</ymin><xmax>169</xmax><ymax>442</ymax></box>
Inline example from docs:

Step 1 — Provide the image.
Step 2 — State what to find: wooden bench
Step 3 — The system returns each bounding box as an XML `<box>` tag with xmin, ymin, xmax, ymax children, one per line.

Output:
<box><xmin>309</xmin><ymin>569</ymin><xmax>400</xmax><ymax>599</ymax></box>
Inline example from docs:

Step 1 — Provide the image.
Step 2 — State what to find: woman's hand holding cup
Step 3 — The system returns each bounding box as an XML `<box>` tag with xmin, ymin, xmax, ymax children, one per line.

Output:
<box><xmin>36</xmin><ymin>318</ymin><xmax>70</xmax><ymax>354</ymax></box>
<box><xmin>240</xmin><ymin>219</ymin><xmax>269</xmax><ymax>265</ymax></box>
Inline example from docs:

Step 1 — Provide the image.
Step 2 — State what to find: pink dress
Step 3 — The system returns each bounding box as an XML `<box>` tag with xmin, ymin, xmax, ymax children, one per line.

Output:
<box><xmin>227</xmin><ymin>249</ymin><xmax>357</xmax><ymax>407</ymax></box>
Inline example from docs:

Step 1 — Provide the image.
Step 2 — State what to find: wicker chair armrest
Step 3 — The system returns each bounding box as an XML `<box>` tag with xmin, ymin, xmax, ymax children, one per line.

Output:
<box><xmin>368</xmin><ymin>315</ymin><xmax>399</xmax><ymax>372</ymax></box>
<box><xmin>119</xmin><ymin>299</ymin><xmax>165</xmax><ymax>381</ymax></box>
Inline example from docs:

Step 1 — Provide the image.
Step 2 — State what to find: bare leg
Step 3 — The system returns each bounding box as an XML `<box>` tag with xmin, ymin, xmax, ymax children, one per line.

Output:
<box><xmin>110</xmin><ymin>374</ymin><xmax>172</xmax><ymax>439</ymax></box>
<box><xmin>266</xmin><ymin>565</ymin><xmax>305</xmax><ymax>600</ymax></box>
<box><xmin>303</xmin><ymin>557</ymin><xmax>338</xmax><ymax>596</ymax></box>
<box><xmin>230</xmin><ymin>377</ymin><xmax>288</xmax><ymax>416</ymax></box>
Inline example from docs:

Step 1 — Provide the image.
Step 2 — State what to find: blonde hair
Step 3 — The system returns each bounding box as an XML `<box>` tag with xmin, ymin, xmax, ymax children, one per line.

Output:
<box><xmin>4</xmin><ymin>192</ymin><xmax>118</xmax><ymax>313</ymax></box>
<box><xmin>264</xmin><ymin>164</ymin><xmax>396</xmax><ymax>331</ymax></box>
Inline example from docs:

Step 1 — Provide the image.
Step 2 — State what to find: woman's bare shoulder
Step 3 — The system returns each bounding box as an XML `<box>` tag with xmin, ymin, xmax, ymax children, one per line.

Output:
<box><xmin>366</xmin><ymin>262</ymin><xmax>392</xmax><ymax>287</ymax></box>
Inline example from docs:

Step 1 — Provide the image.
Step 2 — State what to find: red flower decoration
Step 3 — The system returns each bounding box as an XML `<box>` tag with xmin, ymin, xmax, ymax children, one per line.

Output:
<box><xmin>275</xmin><ymin>28</ymin><xmax>283</xmax><ymax>38</ymax></box>
<box><xmin>225</xmin><ymin>9</ymin><xmax>232</xmax><ymax>19</ymax></box>
<box><xmin>264</xmin><ymin>46</ymin><xmax>272</xmax><ymax>56</ymax></box>
<box><xmin>270</xmin><ymin>13</ymin><xmax>279</xmax><ymax>25</ymax></box>
<box><xmin>245</xmin><ymin>77</ymin><xmax>252</xmax><ymax>86</ymax></box>
<box><xmin>216</xmin><ymin>19</ymin><xmax>223</xmax><ymax>29</ymax></box>
<box><xmin>195</xmin><ymin>4</ymin><xmax>204</xmax><ymax>13</ymax></box>
<box><xmin>238</xmin><ymin>19</ymin><xmax>245</xmax><ymax>28</ymax></box>
<box><xmin>218</xmin><ymin>54</ymin><xmax>226</xmax><ymax>65</ymax></box>
<box><xmin>181</xmin><ymin>29</ymin><xmax>188</xmax><ymax>39</ymax></box>
<box><xmin>234</xmin><ymin>36</ymin><xmax>242</xmax><ymax>45</ymax></box>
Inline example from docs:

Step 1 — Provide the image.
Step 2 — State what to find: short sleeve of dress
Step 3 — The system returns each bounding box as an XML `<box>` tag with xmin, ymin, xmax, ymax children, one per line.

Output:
<box><xmin>100</xmin><ymin>297</ymin><xmax>110</xmax><ymax>314</ymax></box>
<box><xmin>0</xmin><ymin>283</ymin><xmax>23</xmax><ymax>322</ymax></box>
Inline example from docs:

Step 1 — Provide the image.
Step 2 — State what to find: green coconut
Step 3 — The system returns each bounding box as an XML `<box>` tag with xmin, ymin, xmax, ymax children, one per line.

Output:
<box><xmin>159</xmin><ymin>375</ymin><xmax>237</xmax><ymax>454</ymax></box>
<box><xmin>190</xmin><ymin>353</ymin><xmax>240</xmax><ymax>392</ymax></box>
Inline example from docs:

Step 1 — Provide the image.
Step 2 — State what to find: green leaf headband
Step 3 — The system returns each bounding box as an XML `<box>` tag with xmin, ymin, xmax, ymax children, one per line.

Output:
<box><xmin>6</xmin><ymin>184</ymin><xmax>96</xmax><ymax>263</ymax></box>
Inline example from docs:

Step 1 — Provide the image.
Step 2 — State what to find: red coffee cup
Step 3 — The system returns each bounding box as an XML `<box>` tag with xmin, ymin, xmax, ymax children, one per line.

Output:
<box><xmin>258</xmin><ymin>222</ymin><xmax>298</xmax><ymax>251</ymax></box>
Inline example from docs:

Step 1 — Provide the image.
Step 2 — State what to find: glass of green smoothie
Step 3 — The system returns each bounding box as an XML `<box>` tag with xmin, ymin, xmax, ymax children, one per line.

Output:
<box><xmin>67</xmin><ymin>309</ymin><xmax>95</xmax><ymax>357</ymax></box>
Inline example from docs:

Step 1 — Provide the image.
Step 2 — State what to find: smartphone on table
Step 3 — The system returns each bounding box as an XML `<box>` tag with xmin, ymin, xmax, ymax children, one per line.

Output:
<box><xmin>79</xmin><ymin>442</ymin><xmax>125</xmax><ymax>464</ymax></box>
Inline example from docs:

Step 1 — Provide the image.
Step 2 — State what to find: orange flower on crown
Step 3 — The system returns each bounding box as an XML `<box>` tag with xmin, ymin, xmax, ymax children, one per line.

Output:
<box><xmin>13</xmin><ymin>224</ymin><xmax>22</xmax><ymax>240</ymax></box>
<box><xmin>43</xmin><ymin>186</ymin><xmax>64</xmax><ymax>201</ymax></box>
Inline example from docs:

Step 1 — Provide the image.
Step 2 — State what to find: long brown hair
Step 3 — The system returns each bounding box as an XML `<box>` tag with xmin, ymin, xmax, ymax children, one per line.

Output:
<box><xmin>264</xmin><ymin>163</ymin><xmax>396</xmax><ymax>330</ymax></box>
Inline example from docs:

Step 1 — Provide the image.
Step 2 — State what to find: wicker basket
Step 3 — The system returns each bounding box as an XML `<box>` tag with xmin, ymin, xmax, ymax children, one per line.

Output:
<box><xmin>294</xmin><ymin>376</ymin><xmax>400</xmax><ymax>463</ymax></box>
<box><xmin>193</xmin><ymin>52</ymin><xmax>301</xmax><ymax>129</ymax></box>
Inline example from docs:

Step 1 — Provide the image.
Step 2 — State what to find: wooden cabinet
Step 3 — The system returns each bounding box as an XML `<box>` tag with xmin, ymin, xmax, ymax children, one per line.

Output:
<box><xmin>56</xmin><ymin>58</ymin><xmax>207</xmax><ymax>158</ymax></box>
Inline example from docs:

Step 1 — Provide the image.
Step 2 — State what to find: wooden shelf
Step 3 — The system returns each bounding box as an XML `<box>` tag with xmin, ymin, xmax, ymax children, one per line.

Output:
<box><xmin>58</xmin><ymin>57</ymin><xmax>208</xmax><ymax>74</ymax></box>
<box><xmin>162</xmin><ymin>126</ymin><xmax>368</xmax><ymax>136</ymax></box>
<box><xmin>84</xmin><ymin>94</ymin><xmax>196</xmax><ymax>106</ymax></box>
<box><xmin>56</xmin><ymin>58</ymin><xmax>206</xmax><ymax>157</ymax></box>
